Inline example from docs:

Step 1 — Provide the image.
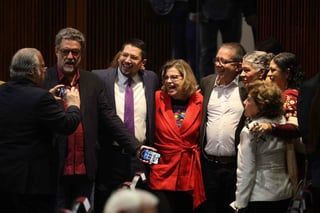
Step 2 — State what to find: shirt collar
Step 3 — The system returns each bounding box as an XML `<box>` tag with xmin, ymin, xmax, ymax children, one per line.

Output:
<box><xmin>214</xmin><ymin>75</ymin><xmax>240</xmax><ymax>88</ymax></box>
<box><xmin>116</xmin><ymin>67</ymin><xmax>140</xmax><ymax>85</ymax></box>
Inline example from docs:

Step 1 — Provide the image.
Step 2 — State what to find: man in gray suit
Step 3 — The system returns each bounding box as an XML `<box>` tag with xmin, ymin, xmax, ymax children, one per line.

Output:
<box><xmin>92</xmin><ymin>38</ymin><xmax>159</xmax><ymax>213</ymax></box>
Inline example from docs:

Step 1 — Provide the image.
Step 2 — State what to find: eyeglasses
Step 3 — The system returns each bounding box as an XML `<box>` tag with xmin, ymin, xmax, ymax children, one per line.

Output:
<box><xmin>163</xmin><ymin>74</ymin><xmax>182</xmax><ymax>82</ymax></box>
<box><xmin>214</xmin><ymin>57</ymin><xmax>241</xmax><ymax>65</ymax></box>
<box><xmin>59</xmin><ymin>48</ymin><xmax>81</xmax><ymax>57</ymax></box>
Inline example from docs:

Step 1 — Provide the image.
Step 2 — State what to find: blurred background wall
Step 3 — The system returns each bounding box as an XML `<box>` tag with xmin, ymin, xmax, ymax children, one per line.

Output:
<box><xmin>0</xmin><ymin>0</ymin><xmax>319</xmax><ymax>82</ymax></box>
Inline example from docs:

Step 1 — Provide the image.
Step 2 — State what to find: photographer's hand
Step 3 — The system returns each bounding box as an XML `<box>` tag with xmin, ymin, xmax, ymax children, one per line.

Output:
<box><xmin>65</xmin><ymin>87</ymin><xmax>80</xmax><ymax>108</ymax></box>
<box><xmin>49</xmin><ymin>84</ymin><xmax>65</xmax><ymax>101</ymax></box>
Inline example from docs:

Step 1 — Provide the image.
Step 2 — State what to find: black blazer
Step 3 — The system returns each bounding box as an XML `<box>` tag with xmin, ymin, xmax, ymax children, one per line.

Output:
<box><xmin>199</xmin><ymin>74</ymin><xmax>247</xmax><ymax>159</ymax></box>
<box><xmin>0</xmin><ymin>79</ymin><xmax>81</xmax><ymax>194</ymax></box>
<box><xmin>92</xmin><ymin>68</ymin><xmax>159</xmax><ymax>146</ymax></box>
<box><xmin>298</xmin><ymin>73</ymin><xmax>320</xmax><ymax>142</ymax></box>
<box><xmin>43</xmin><ymin>66</ymin><xmax>141</xmax><ymax>181</ymax></box>
<box><xmin>298</xmin><ymin>73</ymin><xmax>320</xmax><ymax>186</ymax></box>
<box><xmin>92</xmin><ymin>68</ymin><xmax>159</xmax><ymax>182</ymax></box>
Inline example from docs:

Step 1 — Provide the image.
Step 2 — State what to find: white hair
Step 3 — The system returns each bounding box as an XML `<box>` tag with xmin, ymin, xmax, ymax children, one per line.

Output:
<box><xmin>9</xmin><ymin>48</ymin><xmax>41</xmax><ymax>80</ymax></box>
<box><xmin>103</xmin><ymin>189</ymin><xmax>159</xmax><ymax>213</ymax></box>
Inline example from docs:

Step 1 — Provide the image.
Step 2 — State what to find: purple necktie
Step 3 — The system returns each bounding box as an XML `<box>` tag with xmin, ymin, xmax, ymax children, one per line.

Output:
<box><xmin>124</xmin><ymin>77</ymin><xmax>134</xmax><ymax>135</ymax></box>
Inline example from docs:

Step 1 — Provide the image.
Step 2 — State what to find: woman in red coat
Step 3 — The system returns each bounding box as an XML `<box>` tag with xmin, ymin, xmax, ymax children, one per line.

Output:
<box><xmin>149</xmin><ymin>59</ymin><xmax>206</xmax><ymax>212</ymax></box>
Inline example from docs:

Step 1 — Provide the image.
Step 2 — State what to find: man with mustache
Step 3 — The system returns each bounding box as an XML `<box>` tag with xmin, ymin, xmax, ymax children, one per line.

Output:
<box><xmin>42</xmin><ymin>27</ymin><xmax>154</xmax><ymax>212</ymax></box>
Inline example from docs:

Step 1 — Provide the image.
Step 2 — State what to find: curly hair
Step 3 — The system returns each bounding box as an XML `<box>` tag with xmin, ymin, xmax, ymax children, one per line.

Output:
<box><xmin>55</xmin><ymin>27</ymin><xmax>86</xmax><ymax>49</ymax></box>
<box><xmin>161</xmin><ymin>59</ymin><xmax>198</xmax><ymax>98</ymax></box>
<box><xmin>247</xmin><ymin>81</ymin><xmax>284</xmax><ymax>119</ymax></box>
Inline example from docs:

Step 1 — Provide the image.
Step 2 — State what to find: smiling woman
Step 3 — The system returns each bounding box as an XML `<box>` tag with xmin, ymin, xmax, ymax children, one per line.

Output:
<box><xmin>149</xmin><ymin>59</ymin><xmax>206</xmax><ymax>212</ymax></box>
<box><xmin>231</xmin><ymin>81</ymin><xmax>292</xmax><ymax>213</ymax></box>
<box><xmin>160</xmin><ymin>59</ymin><xmax>199</xmax><ymax>100</ymax></box>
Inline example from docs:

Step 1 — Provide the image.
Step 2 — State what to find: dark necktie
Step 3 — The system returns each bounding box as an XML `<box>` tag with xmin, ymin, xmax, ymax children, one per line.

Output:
<box><xmin>124</xmin><ymin>77</ymin><xmax>135</xmax><ymax>135</ymax></box>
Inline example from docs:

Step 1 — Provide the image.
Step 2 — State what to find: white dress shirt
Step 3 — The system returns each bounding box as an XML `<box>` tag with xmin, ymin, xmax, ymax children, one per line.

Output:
<box><xmin>205</xmin><ymin>76</ymin><xmax>244</xmax><ymax>156</ymax></box>
<box><xmin>114</xmin><ymin>69</ymin><xmax>147</xmax><ymax>144</ymax></box>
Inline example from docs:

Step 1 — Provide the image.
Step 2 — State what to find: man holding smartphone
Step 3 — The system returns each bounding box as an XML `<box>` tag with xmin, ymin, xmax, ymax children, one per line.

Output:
<box><xmin>92</xmin><ymin>38</ymin><xmax>159</xmax><ymax>213</ymax></box>
<box><xmin>42</xmin><ymin>28</ymin><xmax>155</xmax><ymax>212</ymax></box>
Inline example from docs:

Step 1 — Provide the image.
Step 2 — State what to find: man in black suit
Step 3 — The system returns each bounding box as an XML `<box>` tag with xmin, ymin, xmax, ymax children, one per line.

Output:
<box><xmin>298</xmin><ymin>72</ymin><xmax>320</xmax><ymax>213</ymax></box>
<box><xmin>42</xmin><ymin>27</ymin><xmax>154</xmax><ymax>211</ymax></box>
<box><xmin>92</xmin><ymin>38</ymin><xmax>159</xmax><ymax>213</ymax></box>
<box><xmin>0</xmin><ymin>48</ymin><xmax>81</xmax><ymax>213</ymax></box>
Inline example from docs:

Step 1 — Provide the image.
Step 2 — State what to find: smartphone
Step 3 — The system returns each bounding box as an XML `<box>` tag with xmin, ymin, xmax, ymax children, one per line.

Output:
<box><xmin>57</xmin><ymin>87</ymin><xmax>66</xmax><ymax>98</ymax></box>
<box><xmin>140</xmin><ymin>149</ymin><xmax>160</xmax><ymax>164</ymax></box>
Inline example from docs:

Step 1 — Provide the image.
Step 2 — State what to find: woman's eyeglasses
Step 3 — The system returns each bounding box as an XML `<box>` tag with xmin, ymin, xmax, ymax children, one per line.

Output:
<box><xmin>163</xmin><ymin>74</ymin><xmax>182</xmax><ymax>82</ymax></box>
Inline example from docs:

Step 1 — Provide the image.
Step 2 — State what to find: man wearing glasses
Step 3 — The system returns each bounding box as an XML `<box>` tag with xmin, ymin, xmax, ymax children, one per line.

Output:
<box><xmin>199</xmin><ymin>42</ymin><xmax>247</xmax><ymax>213</ymax></box>
<box><xmin>42</xmin><ymin>27</ymin><xmax>154</xmax><ymax>212</ymax></box>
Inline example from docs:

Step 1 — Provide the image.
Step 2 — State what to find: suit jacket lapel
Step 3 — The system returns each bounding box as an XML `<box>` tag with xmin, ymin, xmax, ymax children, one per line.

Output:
<box><xmin>79</xmin><ymin>70</ymin><xmax>86</xmax><ymax>115</ymax></box>
<box><xmin>203</xmin><ymin>75</ymin><xmax>217</xmax><ymax>113</ymax></box>
<box><xmin>108</xmin><ymin>69</ymin><xmax>117</xmax><ymax>108</ymax></box>
<box><xmin>141</xmin><ymin>71</ymin><xmax>154</xmax><ymax>121</ymax></box>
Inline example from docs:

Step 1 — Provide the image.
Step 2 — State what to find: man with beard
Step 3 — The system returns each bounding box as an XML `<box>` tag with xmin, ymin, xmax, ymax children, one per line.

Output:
<box><xmin>199</xmin><ymin>42</ymin><xmax>247</xmax><ymax>213</ymax></box>
<box><xmin>42</xmin><ymin>27</ymin><xmax>155</xmax><ymax>212</ymax></box>
<box><xmin>92</xmin><ymin>38</ymin><xmax>159</xmax><ymax>213</ymax></box>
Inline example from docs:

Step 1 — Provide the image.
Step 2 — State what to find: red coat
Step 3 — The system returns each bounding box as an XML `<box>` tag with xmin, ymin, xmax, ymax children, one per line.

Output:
<box><xmin>149</xmin><ymin>90</ymin><xmax>206</xmax><ymax>209</ymax></box>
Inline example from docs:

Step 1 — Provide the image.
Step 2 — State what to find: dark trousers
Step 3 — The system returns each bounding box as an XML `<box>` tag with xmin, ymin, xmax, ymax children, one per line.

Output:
<box><xmin>199</xmin><ymin>12</ymin><xmax>242</xmax><ymax>79</ymax></box>
<box><xmin>56</xmin><ymin>175</ymin><xmax>93</xmax><ymax>211</ymax></box>
<box><xmin>152</xmin><ymin>190</ymin><xmax>206</xmax><ymax>213</ymax></box>
<box><xmin>171</xmin><ymin>2</ymin><xmax>199</xmax><ymax>79</ymax></box>
<box><xmin>202</xmin><ymin>158</ymin><xmax>236</xmax><ymax>213</ymax></box>
<box><xmin>94</xmin><ymin>146</ymin><xmax>148</xmax><ymax>213</ymax></box>
<box><xmin>311</xmin><ymin>186</ymin><xmax>320</xmax><ymax>213</ymax></box>
<box><xmin>240</xmin><ymin>199</ymin><xmax>290</xmax><ymax>213</ymax></box>
<box><xmin>152</xmin><ymin>190</ymin><xmax>200</xmax><ymax>213</ymax></box>
<box><xmin>0</xmin><ymin>192</ymin><xmax>55</xmax><ymax>213</ymax></box>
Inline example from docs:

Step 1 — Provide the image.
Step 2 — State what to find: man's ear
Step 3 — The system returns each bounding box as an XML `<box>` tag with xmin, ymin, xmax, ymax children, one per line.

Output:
<box><xmin>142</xmin><ymin>59</ymin><xmax>147</xmax><ymax>66</ymax></box>
<box><xmin>141</xmin><ymin>59</ymin><xmax>147</xmax><ymax>70</ymax></box>
<box><xmin>285</xmin><ymin>68</ymin><xmax>291</xmax><ymax>79</ymax></box>
<box><xmin>236</xmin><ymin>62</ymin><xmax>242</xmax><ymax>73</ymax></box>
<box><xmin>32</xmin><ymin>66</ymin><xmax>40</xmax><ymax>76</ymax></box>
<box><xmin>259</xmin><ymin>69</ymin><xmax>266</xmax><ymax>80</ymax></box>
<box><xmin>55</xmin><ymin>47</ymin><xmax>59</xmax><ymax>56</ymax></box>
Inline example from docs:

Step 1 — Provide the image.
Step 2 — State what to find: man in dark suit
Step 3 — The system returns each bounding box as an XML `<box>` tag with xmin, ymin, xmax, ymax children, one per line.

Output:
<box><xmin>42</xmin><ymin>28</ymin><xmax>154</xmax><ymax>211</ymax></box>
<box><xmin>0</xmin><ymin>48</ymin><xmax>81</xmax><ymax>213</ymax></box>
<box><xmin>199</xmin><ymin>43</ymin><xmax>246</xmax><ymax>213</ymax></box>
<box><xmin>92</xmin><ymin>38</ymin><xmax>159</xmax><ymax>213</ymax></box>
<box><xmin>298</xmin><ymin>72</ymin><xmax>320</xmax><ymax>213</ymax></box>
